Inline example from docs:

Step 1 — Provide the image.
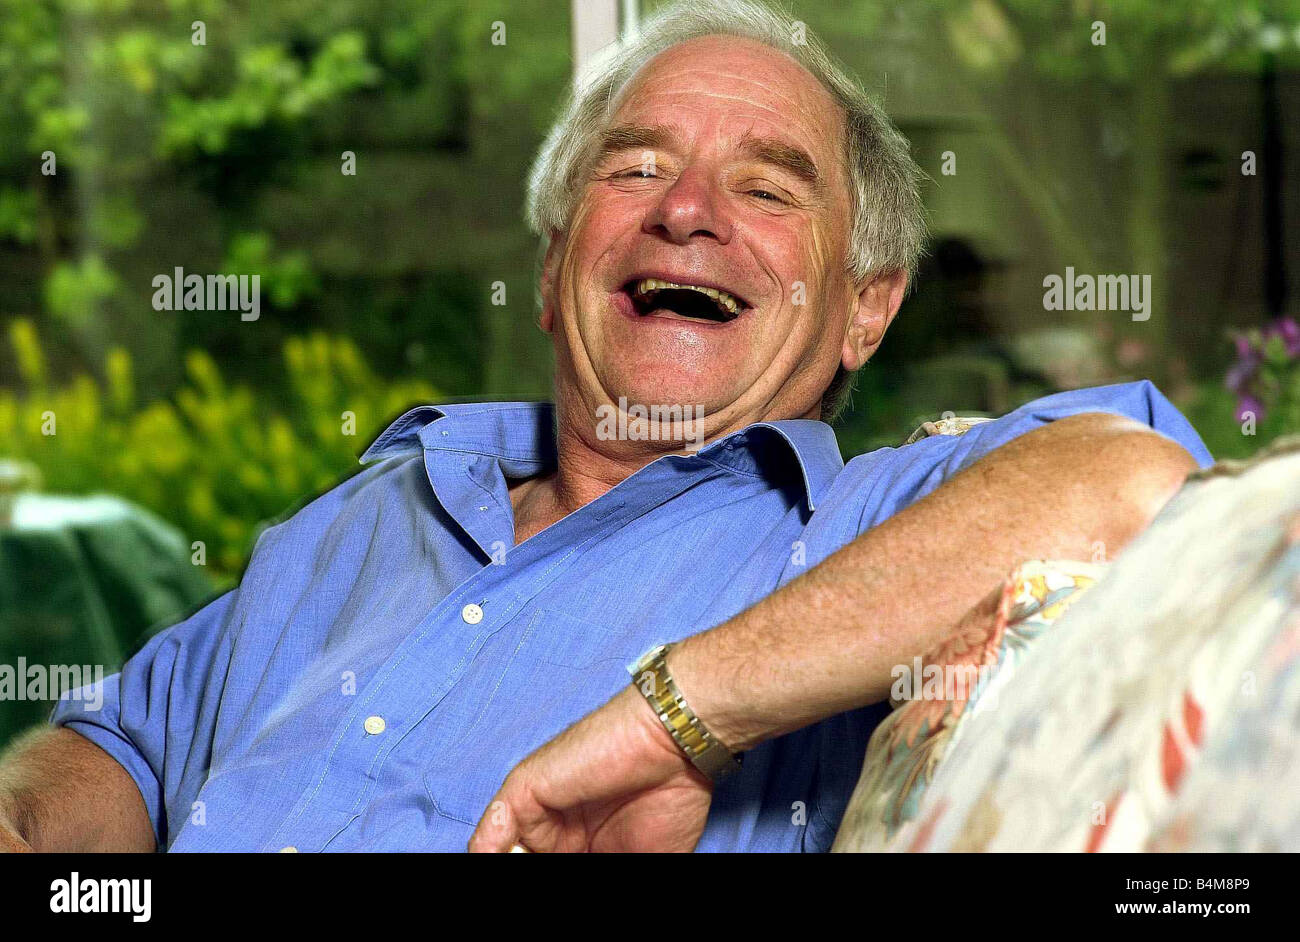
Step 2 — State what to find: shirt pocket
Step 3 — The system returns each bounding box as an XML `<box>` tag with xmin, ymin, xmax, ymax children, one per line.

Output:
<box><xmin>422</xmin><ymin>606</ymin><xmax>644</xmax><ymax>826</ymax></box>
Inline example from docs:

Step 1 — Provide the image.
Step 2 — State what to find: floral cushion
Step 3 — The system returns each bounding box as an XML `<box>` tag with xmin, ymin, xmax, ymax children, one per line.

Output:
<box><xmin>832</xmin><ymin>560</ymin><xmax>1104</xmax><ymax>851</ymax></box>
<box><xmin>833</xmin><ymin>435</ymin><xmax>1300</xmax><ymax>853</ymax></box>
<box><xmin>903</xmin><ymin>413</ymin><xmax>994</xmax><ymax>445</ymax></box>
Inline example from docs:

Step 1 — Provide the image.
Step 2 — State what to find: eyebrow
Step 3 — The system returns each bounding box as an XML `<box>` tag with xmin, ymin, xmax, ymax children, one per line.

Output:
<box><xmin>735</xmin><ymin>131</ymin><xmax>825</xmax><ymax>194</ymax></box>
<box><xmin>594</xmin><ymin>123</ymin><xmax>677</xmax><ymax>164</ymax></box>
<box><xmin>595</xmin><ymin>123</ymin><xmax>826</xmax><ymax>194</ymax></box>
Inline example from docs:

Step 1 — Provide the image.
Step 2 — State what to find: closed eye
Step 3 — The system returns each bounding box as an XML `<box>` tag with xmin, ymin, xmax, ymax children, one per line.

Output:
<box><xmin>603</xmin><ymin>168</ymin><xmax>794</xmax><ymax>205</ymax></box>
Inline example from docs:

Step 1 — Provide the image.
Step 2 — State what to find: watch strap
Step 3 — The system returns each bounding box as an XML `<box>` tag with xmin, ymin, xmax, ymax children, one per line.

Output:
<box><xmin>629</xmin><ymin>643</ymin><xmax>742</xmax><ymax>783</ymax></box>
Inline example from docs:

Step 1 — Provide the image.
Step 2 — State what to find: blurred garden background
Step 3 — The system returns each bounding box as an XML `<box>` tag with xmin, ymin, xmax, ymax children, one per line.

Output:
<box><xmin>1</xmin><ymin>0</ymin><xmax>1300</xmax><ymax>723</ymax></box>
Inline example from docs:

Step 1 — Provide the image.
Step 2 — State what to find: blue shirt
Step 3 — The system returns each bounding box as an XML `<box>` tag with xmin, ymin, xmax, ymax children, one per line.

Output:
<box><xmin>52</xmin><ymin>381</ymin><xmax>1213</xmax><ymax>852</ymax></box>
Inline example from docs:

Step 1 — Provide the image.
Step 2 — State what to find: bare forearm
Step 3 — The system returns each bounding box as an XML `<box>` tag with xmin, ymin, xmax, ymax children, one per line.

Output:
<box><xmin>0</xmin><ymin>726</ymin><xmax>155</xmax><ymax>852</ymax></box>
<box><xmin>671</xmin><ymin>413</ymin><xmax>1196</xmax><ymax>750</ymax></box>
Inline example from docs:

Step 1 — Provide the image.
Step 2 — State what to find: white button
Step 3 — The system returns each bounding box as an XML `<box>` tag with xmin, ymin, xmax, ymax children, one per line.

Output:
<box><xmin>461</xmin><ymin>603</ymin><xmax>484</xmax><ymax>625</ymax></box>
<box><xmin>363</xmin><ymin>715</ymin><xmax>386</xmax><ymax>735</ymax></box>
<box><xmin>279</xmin><ymin>846</ymin><xmax>299</xmax><ymax>853</ymax></box>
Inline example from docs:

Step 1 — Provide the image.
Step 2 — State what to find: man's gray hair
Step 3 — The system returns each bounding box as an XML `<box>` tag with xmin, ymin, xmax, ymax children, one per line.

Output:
<box><xmin>526</xmin><ymin>0</ymin><xmax>926</xmax><ymax>420</ymax></box>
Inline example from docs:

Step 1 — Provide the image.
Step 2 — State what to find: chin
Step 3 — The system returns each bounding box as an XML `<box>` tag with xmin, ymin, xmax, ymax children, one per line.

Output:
<box><xmin>600</xmin><ymin>365</ymin><xmax>742</xmax><ymax>417</ymax></box>
<box><xmin>597</xmin><ymin>346</ymin><xmax>752</xmax><ymax>409</ymax></box>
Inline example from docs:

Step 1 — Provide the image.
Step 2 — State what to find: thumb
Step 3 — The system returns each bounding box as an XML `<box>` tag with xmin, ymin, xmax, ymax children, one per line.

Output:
<box><xmin>467</xmin><ymin>797</ymin><xmax>519</xmax><ymax>853</ymax></box>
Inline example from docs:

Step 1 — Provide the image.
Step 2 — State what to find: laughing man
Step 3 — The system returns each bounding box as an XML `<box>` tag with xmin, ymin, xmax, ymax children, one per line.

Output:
<box><xmin>0</xmin><ymin>0</ymin><xmax>1210</xmax><ymax>853</ymax></box>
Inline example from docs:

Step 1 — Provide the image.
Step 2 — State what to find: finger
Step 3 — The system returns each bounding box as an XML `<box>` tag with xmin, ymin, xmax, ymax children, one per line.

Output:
<box><xmin>467</xmin><ymin>797</ymin><xmax>518</xmax><ymax>853</ymax></box>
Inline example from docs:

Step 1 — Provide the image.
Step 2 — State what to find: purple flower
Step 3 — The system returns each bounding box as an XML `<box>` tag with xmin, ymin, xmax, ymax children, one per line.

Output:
<box><xmin>1225</xmin><ymin>349</ymin><xmax>1259</xmax><ymax>395</ymax></box>
<box><xmin>1235</xmin><ymin>394</ymin><xmax>1264</xmax><ymax>423</ymax></box>
<box><xmin>1275</xmin><ymin>317</ymin><xmax>1300</xmax><ymax>357</ymax></box>
<box><xmin>1224</xmin><ymin>319</ymin><xmax>1299</xmax><ymax>424</ymax></box>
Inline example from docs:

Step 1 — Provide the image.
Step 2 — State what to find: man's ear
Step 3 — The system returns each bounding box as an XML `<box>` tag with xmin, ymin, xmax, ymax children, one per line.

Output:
<box><xmin>841</xmin><ymin>268</ymin><xmax>907</xmax><ymax>371</ymax></box>
<box><xmin>538</xmin><ymin>230</ymin><xmax>568</xmax><ymax>333</ymax></box>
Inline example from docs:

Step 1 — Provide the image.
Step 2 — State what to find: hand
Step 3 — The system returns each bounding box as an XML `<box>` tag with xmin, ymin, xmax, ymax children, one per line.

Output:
<box><xmin>467</xmin><ymin>685</ymin><xmax>713</xmax><ymax>852</ymax></box>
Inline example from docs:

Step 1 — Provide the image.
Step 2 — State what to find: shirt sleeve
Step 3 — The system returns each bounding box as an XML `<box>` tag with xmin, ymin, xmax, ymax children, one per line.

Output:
<box><xmin>802</xmin><ymin>704</ymin><xmax>892</xmax><ymax>852</ymax></box>
<box><xmin>919</xmin><ymin>379</ymin><xmax>1214</xmax><ymax>482</ymax></box>
<box><xmin>835</xmin><ymin>380</ymin><xmax>1214</xmax><ymax>541</ymax></box>
<box><xmin>49</xmin><ymin>589</ymin><xmax>238</xmax><ymax>849</ymax></box>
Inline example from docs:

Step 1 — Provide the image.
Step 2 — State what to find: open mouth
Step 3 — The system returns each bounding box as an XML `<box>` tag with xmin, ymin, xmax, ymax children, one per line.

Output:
<box><xmin>624</xmin><ymin>278</ymin><xmax>749</xmax><ymax>323</ymax></box>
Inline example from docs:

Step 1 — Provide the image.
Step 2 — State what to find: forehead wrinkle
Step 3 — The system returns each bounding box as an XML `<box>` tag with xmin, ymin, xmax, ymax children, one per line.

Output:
<box><xmin>622</xmin><ymin>51</ymin><xmax>833</xmax><ymax>120</ymax></box>
<box><xmin>631</xmin><ymin>85</ymin><xmax>810</xmax><ymax>124</ymax></box>
<box><xmin>622</xmin><ymin>63</ymin><xmax>844</xmax><ymax>174</ymax></box>
<box><xmin>640</xmin><ymin>64</ymin><xmax>807</xmax><ymax>100</ymax></box>
<box><xmin>635</xmin><ymin>41</ymin><xmax>822</xmax><ymax>97</ymax></box>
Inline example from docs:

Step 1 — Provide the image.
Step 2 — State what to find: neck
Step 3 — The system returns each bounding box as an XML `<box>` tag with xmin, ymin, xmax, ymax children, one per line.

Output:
<box><xmin>509</xmin><ymin>392</ymin><xmax>824</xmax><ymax>543</ymax></box>
<box><xmin>510</xmin><ymin>416</ymin><xmax>669</xmax><ymax>543</ymax></box>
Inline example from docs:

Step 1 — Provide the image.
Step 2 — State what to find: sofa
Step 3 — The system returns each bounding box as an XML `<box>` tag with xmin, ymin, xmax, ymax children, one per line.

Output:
<box><xmin>833</xmin><ymin>431</ymin><xmax>1300</xmax><ymax>852</ymax></box>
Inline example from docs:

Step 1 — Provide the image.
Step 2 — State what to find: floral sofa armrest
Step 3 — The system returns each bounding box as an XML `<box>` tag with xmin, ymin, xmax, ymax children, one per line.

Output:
<box><xmin>833</xmin><ymin>559</ymin><xmax>1104</xmax><ymax>852</ymax></box>
<box><xmin>834</xmin><ymin>435</ymin><xmax>1300</xmax><ymax>853</ymax></box>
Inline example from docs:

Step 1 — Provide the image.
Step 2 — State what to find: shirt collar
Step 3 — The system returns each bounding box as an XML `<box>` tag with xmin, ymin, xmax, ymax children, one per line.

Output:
<box><xmin>361</xmin><ymin>402</ymin><xmax>557</xmax><ymax>477</ymax></box>
<box><xmin>361</xmin><ymin>401</ymin><xmax>843</xmax><ymax>510</ymax></box>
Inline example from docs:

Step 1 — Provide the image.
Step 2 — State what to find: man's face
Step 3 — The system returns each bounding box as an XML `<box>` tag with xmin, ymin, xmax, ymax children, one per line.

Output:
<box><xmin>543</xmin><ymin>35</ymin><xmax>889</xmax><ymax>433</ymax></box>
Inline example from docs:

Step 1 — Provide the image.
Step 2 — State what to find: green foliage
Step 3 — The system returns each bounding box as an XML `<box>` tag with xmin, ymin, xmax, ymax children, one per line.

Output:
<box><xmin>1180</xmin><ymin>380</ymin><xmax>1300</xmax><ymax>461</ymax></box>
<box><xmin>159</xmin><ymin>31</ymin><xmax>380</xmax><ymax>158</ymax></box>
<box><xmin>0</xmin><ymin>0</ymin><xmax>566</xmax><ymax>403</ymax></box>
<box><xmin>223</xmin><ymin>231</ymin><xmax>319</xmax><ymax>308</ymax></box>
<box><xmin>0</xmin><ymin>187</ymin><xmax>38</xmax><ymax>243</ymax></box>
<box><xmin>1</xmin><ymin>319</ymin><xmax>439</xmax><ymax>581</ymax></box>
<box><xmin>1180</xmin><ymin>384</ymin><xmax>1251</xmax><ymax>461</ymax></box>
<box><xmin>43</xmin><ymin>254</ymin><xmax>120</xmax><ymax>325</ymax></box>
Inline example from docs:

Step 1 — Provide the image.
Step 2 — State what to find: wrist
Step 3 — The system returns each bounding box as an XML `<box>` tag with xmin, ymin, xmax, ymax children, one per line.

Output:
<box><xmin>667</xmin><ymin>640</ymin><xmax>745</xmax><ymax>752</ymax></box>
<box><xmin>630</xmin><ymin>642</ymin><xmax>742</xmax><ymax>782</ymax></box>
<box><xmin>622</xmin><ymin>684</ymin><xmax>696</xmax><ymax>773</ymax></box>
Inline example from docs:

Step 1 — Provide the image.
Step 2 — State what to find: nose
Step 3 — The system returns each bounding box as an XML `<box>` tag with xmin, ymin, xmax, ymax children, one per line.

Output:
<box><xmin>642</xmin><ymin>167</ymin><xmax>734</xmax><ymax>245</ymax></box>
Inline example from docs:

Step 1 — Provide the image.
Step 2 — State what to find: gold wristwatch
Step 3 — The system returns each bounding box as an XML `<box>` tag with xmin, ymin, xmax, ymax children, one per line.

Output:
<box><xmin>628</xmin><ymin>643</ymin><xmax>742</xmax><ymax>783</ymax></box>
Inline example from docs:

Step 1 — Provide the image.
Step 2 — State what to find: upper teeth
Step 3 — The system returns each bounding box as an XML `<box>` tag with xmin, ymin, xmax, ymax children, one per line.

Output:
<box><xmin>634</xmin><ymin>278</ymin><xmax>742</xmax><ymax>315</ymax></box>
